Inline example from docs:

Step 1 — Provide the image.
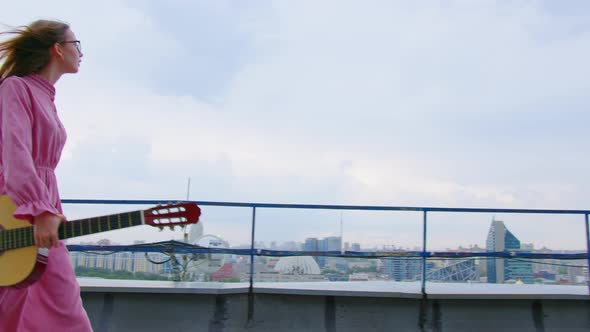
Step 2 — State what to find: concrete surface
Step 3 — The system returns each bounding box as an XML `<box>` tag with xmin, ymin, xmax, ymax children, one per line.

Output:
<box><xmin>79</xmin><ymin>279</ymin><xmax>590</xmax><ymax>332</ymax></box>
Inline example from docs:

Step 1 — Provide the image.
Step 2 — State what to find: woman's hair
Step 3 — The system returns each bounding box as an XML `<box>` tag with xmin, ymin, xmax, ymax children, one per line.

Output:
<box><xmin>0</xmin><ymin>20</ymin><xmax>70</xmax><ymax>79</ymax></box>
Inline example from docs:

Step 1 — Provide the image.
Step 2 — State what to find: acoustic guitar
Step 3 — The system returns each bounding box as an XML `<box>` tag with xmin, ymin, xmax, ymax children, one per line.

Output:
<box><xmin>0</xmin><ymin>195</ymin><xmax>201</xmax><ymax>289</ymax></box>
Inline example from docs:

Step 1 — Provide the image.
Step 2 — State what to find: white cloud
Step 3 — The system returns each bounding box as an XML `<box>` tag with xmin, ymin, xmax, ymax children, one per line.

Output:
<box><xmin>2</xmin><ymin>1</ymin><xmax>589</xmax><ymax>249</ymax></box>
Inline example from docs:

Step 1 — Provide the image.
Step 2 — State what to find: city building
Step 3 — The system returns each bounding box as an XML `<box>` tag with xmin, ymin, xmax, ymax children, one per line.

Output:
<box><xmin>381</xmin><ymin>258</ymin><xmax>423</xmax><ymax>281</ymax></box>
<box><xmin>70</xmin><ymin>250</ymin><xmax>166</xmax><ymax>275</ymax></box>
<box><xmin>486</xmin><ymin>218</ymin><xmax>534</xmax><ymax>284</ymax></box>
<box><xmin>304</xmin><ymin>238</ymin><xmax>319</xmax><ymax>252</ymax></box>
<box><xmin>310</xmin><ymin>236</ymin><xmax>342</xmax><ymax>268</ymax></box>
<box><xmin>425</xmin><ymin>259</ymin><xmax>479</xmax><ymax>282</ymax></box>
<box><xmin>274</xmin><ymin>256</ymin><xmax>321</xmax><ymax>275</ymax></box>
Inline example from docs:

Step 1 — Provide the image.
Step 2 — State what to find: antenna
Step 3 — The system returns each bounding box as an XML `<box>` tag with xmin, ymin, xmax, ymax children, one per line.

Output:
<box><xmin>183</xmin><ymin>177</ymin><xmax>191</xmax><ymax>242</ymax></box>
<box><xmin>186</xmin><ymin>177</ymin><xmax>191</xmax><ymax>200</ymax></box>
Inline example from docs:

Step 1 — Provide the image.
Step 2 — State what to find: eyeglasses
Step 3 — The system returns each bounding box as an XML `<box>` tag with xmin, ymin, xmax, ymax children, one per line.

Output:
<box><xmin>61</xmin><ymin>40</ymin><xmax>82</xmax><ymax>54</ymax></box>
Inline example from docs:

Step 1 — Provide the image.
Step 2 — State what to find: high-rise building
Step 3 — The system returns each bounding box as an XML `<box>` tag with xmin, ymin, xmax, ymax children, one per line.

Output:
<box><xmin>382</xmin><ymin>258</ymin><xmax>423</xmax><ymax>281</ymax></box>
<box><xmin>310</xmin><ymin>236</ymin><xmax>342</xmax><ymax>268</ymax></box>
<box><xmin>304</xmin><ymin>238</ymin><xmax>319</xmax><ymax>252</ymax></box>
<box><xmin>325</xmin><ymin>236</ymin><xmax>342</xmax><ymax>252</ymax></box>
<box><xmin>343</xmin><ymin>242</ymin><xmax>350</xmax><ymax>251</ymax></box>
<box><xmin>305</xmin><ymin>237</ymin><xmax>320</xmax><ymax>266</ymax></box>
<box><xmin>486</xmin><ymin>218</ymin><xmax>533</xmax><ymax>284</ymax></box>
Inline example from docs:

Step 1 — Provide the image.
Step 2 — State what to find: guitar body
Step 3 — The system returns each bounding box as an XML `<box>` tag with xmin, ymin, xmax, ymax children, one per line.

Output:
<box><xmin>0</xmin><ymin>195</ymin><xmax>47</xmax><ymax>289</ymax></box>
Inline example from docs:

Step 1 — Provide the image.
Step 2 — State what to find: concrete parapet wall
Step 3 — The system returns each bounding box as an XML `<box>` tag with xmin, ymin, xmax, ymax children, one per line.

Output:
<box><xmin>81</xmin><ymin>291</ymin><xmax>590</xmax><ymax>331</ymax></box>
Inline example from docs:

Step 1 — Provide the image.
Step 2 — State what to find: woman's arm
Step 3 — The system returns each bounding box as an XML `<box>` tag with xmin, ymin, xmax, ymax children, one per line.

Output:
<box><xmin>0</xmin><ymin>78</ymin><xmax>63</xmax><ymax>248</ymax></box>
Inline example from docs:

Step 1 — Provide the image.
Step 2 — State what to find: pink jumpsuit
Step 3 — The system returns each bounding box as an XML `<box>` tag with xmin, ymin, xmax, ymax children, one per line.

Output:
<box><xmin>0</xmin><ymin>74</ymin><xmax>92</xmax><ymax>331</ymax></box>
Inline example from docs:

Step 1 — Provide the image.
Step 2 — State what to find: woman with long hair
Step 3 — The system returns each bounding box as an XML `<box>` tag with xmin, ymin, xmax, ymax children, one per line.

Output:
<box><xmin>0</xmin><ymin>19</ymin><xmax>92</xmax><ymax>331</ymax></box>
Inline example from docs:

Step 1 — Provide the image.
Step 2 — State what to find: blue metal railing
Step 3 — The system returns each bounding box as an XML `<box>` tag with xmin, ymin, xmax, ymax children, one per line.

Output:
<box><xmin>62</xmin><ymin>198</ymin><xmax>590</xmax><ymax>294</ymax></box>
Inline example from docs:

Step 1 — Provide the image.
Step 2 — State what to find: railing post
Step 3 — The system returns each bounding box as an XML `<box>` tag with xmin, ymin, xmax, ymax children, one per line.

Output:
<box><xmin>418</xmin><ymin>210</ymin><xmax>429</xmax><ymax>330</ymax></box>
<box><xmin>421</xmin><ymin>210</ymin><xmax>428</xmax><ymax>295</ymax></box>
<box><xmin>585</xmin><ymin>213</ymin><xmax>590</xmax><ymax>294</ymax></box>
<box><xmin>247</xmin><ymin>206</ymin><xmax>257</xmax><ymax>323</ymax></box>
<box><xmin>249</xmin><ymin>207</ymin><xmax>257</xmax><ymax>292</ymax></box>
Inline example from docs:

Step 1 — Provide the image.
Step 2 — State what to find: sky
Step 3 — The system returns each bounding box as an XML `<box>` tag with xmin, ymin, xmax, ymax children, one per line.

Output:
<box><xmin>1</xmin><ymin>1</ymin><xmax>589</xmax><ymax>250</ymax></box>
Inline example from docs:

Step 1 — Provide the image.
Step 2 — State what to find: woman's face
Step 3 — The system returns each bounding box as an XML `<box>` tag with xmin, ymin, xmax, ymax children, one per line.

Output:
<box><xmin>60</xmin><ymin>29</ymin><xmax>83</xmax><ymax>73</ymax></box>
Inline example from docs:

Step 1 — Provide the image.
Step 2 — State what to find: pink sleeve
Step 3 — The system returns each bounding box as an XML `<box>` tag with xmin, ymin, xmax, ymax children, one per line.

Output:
<box><xmin>1</xmin><ymin>78</ymin><xmax>61</xmax><ymax>222</ymax></box>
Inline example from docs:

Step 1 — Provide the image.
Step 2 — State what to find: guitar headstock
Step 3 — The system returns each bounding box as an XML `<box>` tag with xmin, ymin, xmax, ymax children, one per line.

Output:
<box><xmin>143</xmin><ymin>202</ymin><xmax>201</xmax><ymax>230</ymax></box>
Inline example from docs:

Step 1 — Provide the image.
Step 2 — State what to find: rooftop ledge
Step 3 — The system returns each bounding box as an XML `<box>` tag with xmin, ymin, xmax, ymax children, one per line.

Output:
<box><xmin>78</xmin><ymin>278</ymin><xmax>589</xmax><ymax>300</ymax></box>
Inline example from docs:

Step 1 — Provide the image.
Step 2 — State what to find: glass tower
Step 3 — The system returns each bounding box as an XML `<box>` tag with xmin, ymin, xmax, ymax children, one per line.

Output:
<box><xmin>486</xmin><ymin>219</ymin><xmax>533</xmax><ymax>283</ymax></box>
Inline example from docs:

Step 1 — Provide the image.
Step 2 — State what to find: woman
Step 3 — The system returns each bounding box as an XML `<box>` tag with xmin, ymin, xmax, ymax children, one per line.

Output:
<box><xmin>0</xmin><ymin>20</ymin><xmax>92</xmax><ymax>331</ymax></box>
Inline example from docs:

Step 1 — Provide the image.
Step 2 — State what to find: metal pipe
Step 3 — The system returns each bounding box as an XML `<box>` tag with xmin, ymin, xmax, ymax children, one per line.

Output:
<box><xmin>247</xmin><ymin>207</ymin><xmax>257</xmax><ymax>323</ymax></box>
<box><xmin>249</xmin><ymin>207</ymin><xmax>257</xmax><ymax>292</ymax></box>
<box><xmin>585</xmin><ymin>213</ymin><xmax>590</xmax><ymax>294</ymax></box>
<box><xmin>61</xmin><ymin>198</ymin><xmax>590</xmax><ymax>215</ymax></box>
<box><xmin>421</xmin><ymin>211</ymin><xmax>428</xmax><ymax>295</ymax></box>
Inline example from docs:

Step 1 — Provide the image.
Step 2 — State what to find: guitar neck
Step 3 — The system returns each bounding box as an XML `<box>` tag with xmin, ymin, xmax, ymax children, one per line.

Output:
<box><xmin>59</xmin><ymin>211</ymin><xmax>145</xmax><ymax>240</ymax></box>
<box><xmin>1</xmin><ymin>210</ymin><xmax>145</xmax><ymax>251</ymax></box>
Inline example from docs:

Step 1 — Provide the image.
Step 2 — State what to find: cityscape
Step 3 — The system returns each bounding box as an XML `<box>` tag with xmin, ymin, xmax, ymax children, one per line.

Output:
<box><xmin>69</xmin><ymin>218</ymin><xmax>588</xmax><ymax>286</ymax></box>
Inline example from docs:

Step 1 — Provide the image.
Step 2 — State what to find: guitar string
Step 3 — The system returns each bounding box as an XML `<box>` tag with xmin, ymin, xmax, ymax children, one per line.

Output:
<box><xmin>1</xmin><ymin>211</ymin><xmax>145</xmax><ymax>250</ymax></box>
<box><xmin>6</xmin><ymin>212</ymin><xmax>137</xmax><ymax>249</ymax></box>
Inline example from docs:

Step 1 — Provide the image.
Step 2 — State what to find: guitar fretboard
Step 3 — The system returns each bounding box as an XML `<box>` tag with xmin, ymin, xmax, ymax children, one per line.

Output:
<box><xmin>0</xmin><ymin>211</ymin><xmax>144</xmax><ymax>251</ymax></box>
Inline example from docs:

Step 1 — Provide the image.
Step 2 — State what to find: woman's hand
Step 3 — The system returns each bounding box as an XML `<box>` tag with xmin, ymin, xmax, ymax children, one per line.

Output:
<box><xmin>33</xmin><ymin>212</ymin><xmax>65</xmax><ymax>249</ymax></box>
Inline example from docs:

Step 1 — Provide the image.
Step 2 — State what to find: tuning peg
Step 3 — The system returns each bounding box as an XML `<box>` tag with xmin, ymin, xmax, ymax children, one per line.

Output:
<box><xmin>158</xmin><ymin>226</ymin><xmax>164</xmax><ymax>232</ymax></box>
<box><xmin>169</xmin><ymin>226</ymin><xmax>175</xmax><ymax>231</ymax></box>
